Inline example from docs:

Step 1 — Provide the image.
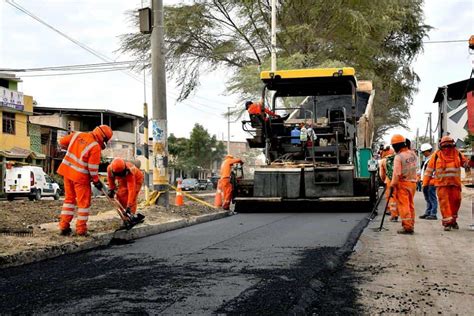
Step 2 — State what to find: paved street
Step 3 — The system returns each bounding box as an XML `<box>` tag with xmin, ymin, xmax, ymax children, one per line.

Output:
<box><xmin>0</xmin><ymin>211</ymin><xmax>367</xmax><ymax>314</ymax></box>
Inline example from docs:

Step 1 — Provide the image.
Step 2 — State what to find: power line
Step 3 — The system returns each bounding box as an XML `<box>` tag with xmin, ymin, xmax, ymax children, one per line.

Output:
<box><xmin>0</xmin><ymin>61</ymin><xmax>136</xmax><ymax>72</ymax></box>
<box><xmin>20</xmin><ymin>67</ymin><xmax>132</xmax><ymax>77</ymax></box>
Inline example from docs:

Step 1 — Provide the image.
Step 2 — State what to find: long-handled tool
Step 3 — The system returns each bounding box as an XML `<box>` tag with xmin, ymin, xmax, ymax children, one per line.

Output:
<box><xmin>378</xmin><ymin>187</ymin><xmax>393</xmax><ymax>232</ymax></box>
<box><xmin>100</xmin><ymin>187</ymin><xmax>145</xmax><ymax>230</ymax></box>
<box><xmin>367</xmin><ymin>186</ymin><xmax>387</xmax><ymax>220</ymax></box>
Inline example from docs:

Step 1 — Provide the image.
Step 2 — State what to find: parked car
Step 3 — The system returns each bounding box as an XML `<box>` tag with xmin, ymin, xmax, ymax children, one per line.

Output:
<box><xmin>181</xmin><ymin>178</ymin><xmax>199</xmax><ymax>191</ymax></box>
<box><xmin>4</xmin><ymin>166</ymin><xmax>60</xmax><ymax>201</ymax></box>
<box><xmin>197</xmin><ymin>179</ymin><xmax>213</xmax><ymax>191</ymax></box>
<box><xmin>209</xmin><ymin>176</ymin><xmax>220</xmax><ymax>189</ymax></box>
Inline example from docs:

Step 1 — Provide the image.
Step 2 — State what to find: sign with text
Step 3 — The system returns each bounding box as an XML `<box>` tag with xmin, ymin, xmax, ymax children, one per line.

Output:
<box><xmin>0</xmin><ymin>87</ymin><xmax>24</xmax><ymax>111</ymax></box>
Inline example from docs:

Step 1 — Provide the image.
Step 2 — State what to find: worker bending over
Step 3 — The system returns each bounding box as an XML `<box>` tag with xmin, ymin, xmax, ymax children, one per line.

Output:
<box><xmin>220</xmin><ymin>154</ymin><xmax>243</xmax><ymax>210</ymax></box>
<box><xmin>107</xmin><ymin>158</ymin><xmax>144</xmax><ymax>216</ymax></box>
<box><xmin>390</xmin><ymin>134</ymin><xmax>417</xmax><ymax>234</ymax></box>
<box><xmin>423</xmin><ymin>136</ymin><xmax>472</xmax><ymax>231</ymax></box>
<box><xmin>57</xmin><ymin>125</ymin><xmax>113</xmax><ymax>236</ymax></box>
<box><xmin>245</xmin><ymin>101</ymin><xmax>280</xmax><ymax>120</ymax></box>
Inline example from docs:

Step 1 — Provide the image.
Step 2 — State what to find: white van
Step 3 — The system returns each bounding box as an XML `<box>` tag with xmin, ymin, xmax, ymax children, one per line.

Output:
<box><xmin>4</xmin><ymin>166</ymin><xmax>60</xmax><ymax>201</ymax></box>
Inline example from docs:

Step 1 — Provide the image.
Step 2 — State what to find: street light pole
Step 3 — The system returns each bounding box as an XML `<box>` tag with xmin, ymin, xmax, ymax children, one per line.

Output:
<box><xmin>151</xmin><ymin>0</ymin><xmax>169</xmax><ymax>207</ymax></box>
<box><xmin>270</xmin><ymin>0</ymin><xmax>277</xmax><ymax>71</ymax></box>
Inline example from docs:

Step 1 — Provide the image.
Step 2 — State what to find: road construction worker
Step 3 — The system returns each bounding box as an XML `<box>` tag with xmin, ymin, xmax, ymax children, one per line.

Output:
<box><xmin>390</xmin><ymin>134</ymin><xmax>417</xmax><ymax>234</ymax></box>
<box><xmin>220</xmin><ymin>154</ymin><xmax>243</xmax><ymax>210</ymax></box>
<box><xmin>423</xmin><ymin>136</ymin><xmax>471</xmax><ymax>231</ymax></box>
<box><xmin>107</xmin><ymin>158</ymin><xmax>144</xmax><ymax>215</ymax></box>
<box><xmin>419</xmin><ymin>143</ymin><xmax>438</xmax><ymax>220</ymax></box>
<box><xmin>245</xmin><ymin>100</ymin><xmax>279</xmax><ymax>119</ymax></box>
<box><xmin>379</xmin><ymin>147</ymin><xmax>398</xmax><ymax>221</ymax></box>
<box><xmin>57</xmin><ymin>125</ymin><xmax>113</xmax><ymax>236</ymax></box>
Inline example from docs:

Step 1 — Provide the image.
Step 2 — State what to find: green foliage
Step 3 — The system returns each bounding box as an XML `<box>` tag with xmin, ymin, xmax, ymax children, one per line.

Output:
<box><xmin>119</xmin><ymin>0</ymin><xmax>431</xmax><ymax>140</ymax></box>
<box><xmin>168</xmin><ymin>124</ymin><xmax>226</xmax><ymax>175</ymax></box>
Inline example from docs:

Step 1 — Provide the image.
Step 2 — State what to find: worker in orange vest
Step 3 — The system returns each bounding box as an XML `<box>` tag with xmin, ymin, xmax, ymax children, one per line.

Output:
<box><xmin>379</xmin><ymin>147</ymin><xmax>398</xmax><ymax>221</ymax></box>
<box><xmin>390</xmin><ymin>134</ymin><xmax>418</xmax><ymax>234</ymax></box>
<box><xmin>107</xmin><ymin>158</ymin><xmax>144</xmax><ymax>216</ymax></box>
<box><xmin>245</xmin><ymin>101</ymin><xmax>280</xmax><ymax>119</ymax></box>
<box><xmin>57</xmin><ymin>125</ymin><xmax>113</xmax><ymax>236</ymax></box>
<box><xmin>220</xmin><ymin>154</ymin><xmax>243</xmax><ymax>210</ymax></box>
<box><xmin>423</xmin><ymin>136</ymin><xmax>472</xmax><ymax>231</ymax></box>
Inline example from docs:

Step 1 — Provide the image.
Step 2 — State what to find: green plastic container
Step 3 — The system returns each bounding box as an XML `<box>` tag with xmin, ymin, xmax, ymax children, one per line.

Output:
<box><xmin>356</xmin><ymin>148</ymin><xmax>372</xmax><ymax>178</ymax></box>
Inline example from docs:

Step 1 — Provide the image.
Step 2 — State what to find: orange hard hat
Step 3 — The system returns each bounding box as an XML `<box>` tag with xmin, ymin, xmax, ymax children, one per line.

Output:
<box><xmin>111</xmin><ymin>158</ymin><xmax>126</xmax><ymax>174</ymax></box>
<box><xmin>92</xmin><ymin>125</ymin><xmax>113</xmax><ymax>148</ymax></box>
<box><xmin>390</xmin><ymin>134</ymin><xmax>406</xmax><ymax>145</ymax></box>
<box><xmin>439</xmin><ymin>135</ymin><xmax>455</xmax><ymax>146</ymax></box>
<box><xmin>225</xmin><ymin>154</ymin><xmax>234</xmax><ymax>159</ymax></box>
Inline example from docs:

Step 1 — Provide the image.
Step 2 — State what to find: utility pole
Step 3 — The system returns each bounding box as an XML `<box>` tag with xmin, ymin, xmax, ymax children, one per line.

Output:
<box><xmin>425</xmin><ymin>112</ymin><xmax>433</xmax><ymax>144</ymax></box>
<box><xmin>143</xmin><ymin>102</ymin><xmax>149</xmax><ymax>201</ymax></box>
<box><xmin>227</xmin><ymin>106</ymin><xmax>232</xmax><ymax>154</ymax></box>
<box><xmin>440</xmin><ymin>86</ymin><xmax>448</xmax><ymax>139</ymax></box>
<box><xmin>270</xmin><ymin>0</ymin><xmax>277</xmax><ymax>71</ymax></box>
<box><xmin>151</xmin><ymin>0</ymin><xmax>169</xmax><ymax>207</ymax></box>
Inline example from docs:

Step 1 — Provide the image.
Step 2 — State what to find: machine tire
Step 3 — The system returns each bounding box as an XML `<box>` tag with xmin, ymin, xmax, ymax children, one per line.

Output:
<box><xmin>54</xmin><ymin>191</ymin><xmax>60</xmax><ymax>200</ymax></box>
<box><xmin>7</xmin><ymin>194</ymin><xmax>14</xmax><ymax>201</ymax></box>
<box><xmin>34</xmin><ymin>190</ymin><xmax>42</xmax><ymax>201</ymax></box>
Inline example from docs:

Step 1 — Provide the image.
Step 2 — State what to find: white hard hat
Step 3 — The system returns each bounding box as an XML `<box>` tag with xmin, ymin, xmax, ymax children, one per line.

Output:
<box><xmin>420</xmin><ymin>143</ymin><xmax>432</xmax><ymax>152</ymax></box>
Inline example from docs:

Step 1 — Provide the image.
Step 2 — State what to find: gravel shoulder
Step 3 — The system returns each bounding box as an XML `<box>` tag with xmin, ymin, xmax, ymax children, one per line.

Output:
<box><xmin>350</xmin><ymin>187</ymin><xmax>474</xmax><ymax>314</ymax></box>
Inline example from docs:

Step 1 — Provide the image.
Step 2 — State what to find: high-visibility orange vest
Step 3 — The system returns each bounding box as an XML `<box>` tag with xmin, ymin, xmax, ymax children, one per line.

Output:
<box><xmin>57</xmin><ymin>132</ymin><xmax>101</xmax><ymax>184</ymax></box>
<box><xmin>392</xmin><ymin>148</ymin><xmax>417</xmax><ymax>184</ymax></box>
<box><xmin>424</xmin><ymin>149</ymin><xmax>469</xmax><ymax>187</ymax></box>
<box><xmin>107</xmin><ymin>162</ymin><xmax>144</xmax><ymax>206</ymax></box>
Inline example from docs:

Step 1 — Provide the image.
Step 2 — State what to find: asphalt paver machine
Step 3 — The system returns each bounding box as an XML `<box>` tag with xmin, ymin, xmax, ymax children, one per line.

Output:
<box><xmin>235</xmin><ymin>67</ymin><xmax>377</xmax><ymax>212</ymax></box>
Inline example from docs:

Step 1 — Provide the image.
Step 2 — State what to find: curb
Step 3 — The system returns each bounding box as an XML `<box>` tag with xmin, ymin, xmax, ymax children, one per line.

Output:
<box><xmin>0</xmin><ymin>211</ymin><xmax>230</xmax><ymax>269</ymax></box>
<box><xmin>289</xmin><ymin>216</ymin><xmax>370</xmax><ymax>314</ymax></box>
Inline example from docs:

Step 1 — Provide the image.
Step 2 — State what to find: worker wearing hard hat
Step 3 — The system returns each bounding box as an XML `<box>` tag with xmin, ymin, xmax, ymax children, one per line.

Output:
<box><xmin>419</xmin><ymin>143</ymin><xmax>438</xmax><ymax>220</ymax></box>
<box><xmin>379</xmin><ymin>146</ymin><xmax>398</xmax><ymax>221</ymax></box>
<box><xmin>390</xmin><ymin>134</ymin><xmax>418</xmax><ymax>234</ymax></box>
<box><xmin>107</xmin><ymin>158</ymin><xmax>144</xmax><ymax>216</ymax></box>
<box><xmin>219</xmin><ymin>154</ymin><xmax>243</xmax><ymax>210</ymax></box>
<box><xmin>57</xmin><ymin>125</ymin><xmax>113</xmax><ymax>236</ymax></box>
<box><xmin>423</xmin><ymin>136</ymin><xmax>472</xmax><ymax>231</ymax></box>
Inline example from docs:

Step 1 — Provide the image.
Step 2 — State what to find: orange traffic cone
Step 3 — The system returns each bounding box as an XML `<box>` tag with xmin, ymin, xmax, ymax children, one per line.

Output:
<box><xmin>214</xmin><ymin>179</ymin><xmax>223</xmax><ymax>207</ymax></box>
<box><xmin>175</xmin><ymin>179</ymin><xmax>184</xmax><ymax>206</ymax></box>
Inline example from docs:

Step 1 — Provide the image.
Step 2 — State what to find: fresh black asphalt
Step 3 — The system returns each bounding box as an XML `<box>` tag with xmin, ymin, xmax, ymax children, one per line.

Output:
<box><xmin>0</xmin><ymin>212</ymin><xmax>368</xmax><ymax>314</ymax></box>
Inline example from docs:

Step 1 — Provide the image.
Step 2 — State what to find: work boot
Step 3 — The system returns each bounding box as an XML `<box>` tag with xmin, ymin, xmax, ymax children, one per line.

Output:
<box><xmin>59</xmin><ymin>227</ymin><xmax>72</xmax><ymax>236</ymax></box>
<box><xmin>419</xmin><ymin>214</ymin><xmax>429</xmax><ymax>219</ymax></box>
<box><xmin>451</xmin><ymin>222</ymin><xmax>459</xmax><ymax>230</ymax></box>
<box><xmin>443</xmin><ymin>226</ymin><xmax>452</xmax><ymax>231</ymax></box>
<box><xmin>397</xmin><ymin>229</ymin><xmax>414</xmax><ymax>235</ymax></box>
<box><xmin>426</xmin><ymin>215</ymin><xmax>437</xmax><ymax>220</ymax></box>
<box><xmin>390</xmin><ymin>217</ymin><xmax>398</xmax><ymax>222</ymax></box>
<box><xmin>76</xmin><ymin>231</ymin><xmax>89</xmax><ymax>237</ymax></box>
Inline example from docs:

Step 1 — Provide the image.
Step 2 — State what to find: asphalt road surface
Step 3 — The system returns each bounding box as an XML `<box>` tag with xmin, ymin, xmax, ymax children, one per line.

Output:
<box><xmin>0</xmin><ymin>212</ymin><xmax>368</xmax><ymax>314</ymax></box>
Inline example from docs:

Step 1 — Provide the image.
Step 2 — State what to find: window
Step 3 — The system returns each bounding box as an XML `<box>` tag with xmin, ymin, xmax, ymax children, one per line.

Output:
<box><xmin>2</xmin><ymin>112</ymin><xmax>15</xmax><ymax>134</ymax></box>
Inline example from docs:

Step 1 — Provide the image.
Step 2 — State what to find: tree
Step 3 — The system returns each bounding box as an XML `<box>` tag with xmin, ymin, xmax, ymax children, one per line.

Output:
<box><xmin>168</xmin><ymin>125</ymin><xmax>226</xmax><ymax>176</ymax></box>
<box><xmin>119</xmin><ymin>0</ymin><xmax>431</xmax><ymax>139</ymax></box>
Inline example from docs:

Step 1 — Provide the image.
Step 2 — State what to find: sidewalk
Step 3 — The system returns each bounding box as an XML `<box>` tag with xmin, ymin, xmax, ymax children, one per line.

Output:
<box><xmin>350</xmin><ymin>188</ymin><xmax>474</xmax><ymax>314</ymax></box>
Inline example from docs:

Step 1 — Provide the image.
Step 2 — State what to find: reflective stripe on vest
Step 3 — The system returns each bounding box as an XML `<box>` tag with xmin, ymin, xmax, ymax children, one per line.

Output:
<box><xmin>61</xmin><ymin>132</ymin><xmax>98</xmax><ymax>176</ymax></box>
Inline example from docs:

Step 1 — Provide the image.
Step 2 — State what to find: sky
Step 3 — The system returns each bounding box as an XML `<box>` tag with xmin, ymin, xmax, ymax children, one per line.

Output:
<box><xmin>0</xmin><ymin>0</ymin><xmax>473</xmax><ymax>144</ymax></box>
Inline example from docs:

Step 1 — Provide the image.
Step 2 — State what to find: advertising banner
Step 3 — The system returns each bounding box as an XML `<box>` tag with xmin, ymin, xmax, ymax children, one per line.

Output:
<box><xmin>467</xmin><ymin>91</ymin><xmax>474</xmax><ymax>134</ymax></box>
<box><xmin>0</xmin><ymin>87</ymin><xmax>24</xmax><ymax>111</ymax></box>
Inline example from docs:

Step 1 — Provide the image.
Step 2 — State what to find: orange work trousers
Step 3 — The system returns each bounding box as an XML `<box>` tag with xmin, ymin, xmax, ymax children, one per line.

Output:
<box><xmin>221</xmin><ymin>177</ymin><xmax>233</xmax><ymax>210</ymax></box>
<box><xmin>386</xmin><ymin>181</ymin><xmax>398</xmax><ymax>219</ymax></box>
<box><xmin>394</xmin><ymin>181</ymin><xmax>416</xmax><ymax>232</ymax></box>
<box><xmin>59</xmin><ymin>178</ymin><xmax>91</xmax><ymax>235</ymax></box>
<box><xmin>436</xmin><ymin>186</ymin><xmax>461</xmax><ymax>227</ymax></box>
<box><xmin>116</xmin><ymin>178</ymin><xmax>144</xmax><ymax>214</ymax></box>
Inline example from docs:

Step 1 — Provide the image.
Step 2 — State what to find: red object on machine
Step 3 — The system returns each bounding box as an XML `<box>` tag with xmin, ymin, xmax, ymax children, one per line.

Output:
<box><xmin>467</xmin><ymin>91</ymin><xmax>474</xmax><ymax>134</ymax></box>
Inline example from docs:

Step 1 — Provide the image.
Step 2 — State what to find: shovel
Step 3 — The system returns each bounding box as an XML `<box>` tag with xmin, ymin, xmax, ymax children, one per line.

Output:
<box><xmin>100</xmin><ymin>187</ymin><xmax>145</xmax><ymax>230</ymax></box>
<box><xmin>377</xmin><ymin>187</ymin><xmax>394</xmax><ymax>232</ymax></box>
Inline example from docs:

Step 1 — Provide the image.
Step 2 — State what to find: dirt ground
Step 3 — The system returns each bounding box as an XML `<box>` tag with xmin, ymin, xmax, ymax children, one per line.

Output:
<box><xmin>349</xmin><ymin>190</ymin><xmax>474</xmax><ymax>314</ymax></box>
<box><xmin>0</xmin><ymin>192</ymin><xmax>219</xmax><ymax>259</ymax></box>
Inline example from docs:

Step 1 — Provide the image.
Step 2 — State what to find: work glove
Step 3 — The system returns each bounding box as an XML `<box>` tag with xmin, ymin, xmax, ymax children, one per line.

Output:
<box><xmin>107</xmin><ymin>189</ymin><xmax>115</xmax><ymax>199</ymax></box>
<box><xmin>125</xmin><ymin>207</ymin><xmax>132</xmax><ymax>215</ymax></box>
<box><xmin>93</xmin><ymin>180</ymin><xmax>103</xmax><ymax>191</ymax></box>
<box><xmin>388</xmin><ymin>186</ymin><xmax>394</xmax><ymax>198</ymax></box>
